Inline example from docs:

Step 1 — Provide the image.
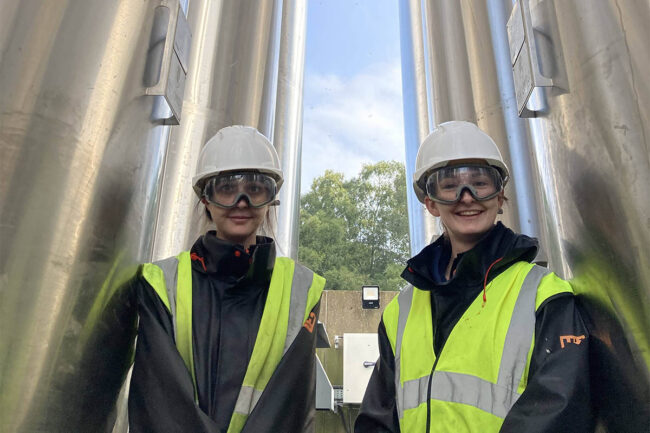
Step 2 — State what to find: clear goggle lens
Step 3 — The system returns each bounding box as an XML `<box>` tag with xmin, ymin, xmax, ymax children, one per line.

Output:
<box><xmin>425</xmin><ymin>165</ymin><xmax>504</xmax><ymax>204</ymax></box>
<box><xmin>203</xmin><ymin>172</ymin><xmax>277</xmax><ymax>208</ymax></box>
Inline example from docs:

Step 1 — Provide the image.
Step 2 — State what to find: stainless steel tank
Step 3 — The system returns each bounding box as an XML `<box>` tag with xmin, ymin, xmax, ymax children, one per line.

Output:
<box><xmin>507</xmin><ymin>0</ymin><xmax>650</xmax><ymax>429</ymax></box>
<box><xmin>0</xmin><ymin>0</ymin><xmax>190</xmax><ymax>431</ymax></box>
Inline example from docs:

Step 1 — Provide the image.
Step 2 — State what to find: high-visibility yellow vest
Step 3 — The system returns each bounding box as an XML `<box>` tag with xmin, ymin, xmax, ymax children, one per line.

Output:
<box><xmin>382</xmin><ymin>262</ymin><xmax>573</xmax><ymax>432</ymax></box>
<box><xmin>141</xmin><ymin>252</ymin><xmax>325</xmax><ymax>433</ymax></box>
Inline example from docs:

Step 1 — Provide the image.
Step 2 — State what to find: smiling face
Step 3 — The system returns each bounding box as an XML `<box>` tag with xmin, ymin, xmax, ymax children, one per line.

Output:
<box><xmin>424</xmin><ymin>159</ymin><xmax>504</xmax><ymax>254</ymax></box>
<box><xmin>204</xmin><ymin>197</ymin><xmax>268</xmax><ymax>248</ymax></box>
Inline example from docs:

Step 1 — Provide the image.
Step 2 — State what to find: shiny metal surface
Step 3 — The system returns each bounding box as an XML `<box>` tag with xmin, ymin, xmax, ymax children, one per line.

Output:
<box><xmin>520</xmin><ymin>0</ymin><xmax>650</xmax><ymax>429</ymax></box>
<box><xmin>274</xmin><ymin>0</ymin><xmax>308</xmax><ymax>259</ymax></box>
<box><xmin>423</xmin><ymin>0</ymin><xmax>475</xmax><ymax>123</ymax></box>
<box><xmin>259</xmin><ymin>0</ymin><xmax>284</xmax><ymax>137</ymax></box>
<box><xmin>144</xmin><ymin>0</ymin><xmax>191</xmax><ymax>124</ymax></box>
<box><xmin>485</xmin><ymin>0</ymin><xmax>541</xmax><ymax>239</ymax></box>
<box><xmin>0</xmin><ymin>1</ymin><xmax>174</xmax><ymax>431</ymax></box>
<box><xmin>399</xmin><ymin>0</ymin><xmax>437</xmax><ymax>255</ymax></box>
<box><xmin>152</xmin><ymin>0</ymin><xmax>281</xmax><ymax>259</ymax></box>
<box><xmin>203</xmin><ymin>1</ymin><xmax>277</xmax><ymax>130</ymax></box>
<box><xmin>506</xmin><ymin>0</ymin><xmax>556</xmax><ymax>118</ymax></box>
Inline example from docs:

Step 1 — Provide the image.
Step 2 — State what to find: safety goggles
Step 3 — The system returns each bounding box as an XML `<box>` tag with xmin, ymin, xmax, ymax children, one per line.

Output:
<box><xmin>203</xmin><ymin>172</ymin><xmax>277</xmax><ymax>208</ymax></box>
<box><xmin>425</xmin><ymin>164</ymin><xmax>504</xmax><ymax>204</ymax></box>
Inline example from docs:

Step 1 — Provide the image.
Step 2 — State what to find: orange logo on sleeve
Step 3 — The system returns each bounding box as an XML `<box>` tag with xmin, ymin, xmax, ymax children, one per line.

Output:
<box><xmin>303</xmin><ymin>312</ymin><xmax>316</xmax><ymax>333</ymax></box>
<box><xmin>560</xmin><ymin>335</ymin><xmax>585</xmax><ymax>348</ymax></box>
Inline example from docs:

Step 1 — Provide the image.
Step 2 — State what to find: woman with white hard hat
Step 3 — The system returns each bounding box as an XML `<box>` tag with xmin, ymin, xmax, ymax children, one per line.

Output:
<box><xmin>356</xmin><ymin>121</ymin><xmax>593</xmax><ymax>432</ymax></box>
<box><xmin>128</xmin><ymin>125</ymin><xmax>325</xmax><ymax>433</ymax></box>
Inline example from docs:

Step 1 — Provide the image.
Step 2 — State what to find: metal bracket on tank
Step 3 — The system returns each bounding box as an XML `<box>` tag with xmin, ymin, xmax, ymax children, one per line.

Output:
<box><xmin>507</xmin><ymin>0</ymin><xmax>555</xmax><ymax>118</ymax></box>
<box><xmin>145</xmin><ymin>0</ymin><xmax>192</xmax><ymax>125</ymax></box>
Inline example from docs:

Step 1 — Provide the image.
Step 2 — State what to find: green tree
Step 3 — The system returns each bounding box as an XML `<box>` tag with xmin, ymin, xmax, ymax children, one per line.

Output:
<box><xmin>298</xmin><ymin>161</ymin><xmax>409</xmax><ymax>290</ymax></box>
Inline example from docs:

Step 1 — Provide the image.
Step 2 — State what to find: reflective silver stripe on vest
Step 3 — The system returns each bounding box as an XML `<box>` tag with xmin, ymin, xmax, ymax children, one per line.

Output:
<box><xmin>283</xmin><ymin>263</ymin><xmax>314</xmax><ymax>354</ymax></box>
<box><xmin>232</xmin><ymin>261</ymin><xmax>316</xmax><ymax>419</ymax></box>
<box><xmin>497</xmin><ymin>265</ymin><xmax>548</xmax><ymax>393</ymax></box>
<box><xmin>233</xmin><ymin>385</ymin><xmax>264</xmax><ymax>416</ymax></box>
<box><xmin>402</xmin><ymin>371</ymin><xmax>516</xmax><ymax>418</ymax></box>
<box><xmin>396</xmin><ymin>265</ymin><xmax>550</xmax><ymax>419</ymax></box>
<box><xmin>154</xmin><ymin>256</ymin><xmax>179</xmax><ymax>340</ymax></box>
<box><xmin>394</xmin><ymin>284</ymin><xmax>414</xmax><ymax>419</ymax></box>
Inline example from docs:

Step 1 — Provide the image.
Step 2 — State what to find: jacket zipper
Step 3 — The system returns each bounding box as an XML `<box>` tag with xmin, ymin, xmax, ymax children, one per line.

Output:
<box><xmin>424</xmin><ymin>258</ymin><xmax>502</xmax><ymax>432</ymax></box>
<box><xmin>426</xmin><ymin>293</ymin><xmax>440</xmax><ymax>433</ymax></box>
<box><xmin>425</xmin><ymin>356</ymin><xmax>440</xmax><ymax>433</ymax></box>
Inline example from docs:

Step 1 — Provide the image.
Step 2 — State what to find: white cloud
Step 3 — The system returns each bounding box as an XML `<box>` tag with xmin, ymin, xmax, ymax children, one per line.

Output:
<box><xmin>300</xmin><ymin>61</ymin><xmax>405</xmax><ymax>192</ymax></box>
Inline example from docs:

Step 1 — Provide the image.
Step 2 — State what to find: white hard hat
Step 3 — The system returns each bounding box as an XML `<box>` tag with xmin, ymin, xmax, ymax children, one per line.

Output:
<box><xmin>413</xmin><ymin>121</ymin><xmax>510</xmax><ymax>203</ymax></box>
<box><xmin>192</xmin><ymin>125</ymin><xmax>284</xmax><ymax>197</ymax></box>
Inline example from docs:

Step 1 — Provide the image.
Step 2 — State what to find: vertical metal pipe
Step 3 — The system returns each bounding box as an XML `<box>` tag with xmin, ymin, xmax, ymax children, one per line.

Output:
<box><xmin>399</xmin><ymin>0</ymin><xmax>436</xmax><ymax>255</ymax></box>
<box><xmin>206</xmin><ymin>1</ymin><xmax>278</xmax><ymax>130</ymax></box>
<box><xmin>485</xmin><ymin>0</ymin><xmax>541</xmax><ymax>239</ymax></box>
<box><xmin>423</xmin><ymin>0</ymin><xmax>475</xmax><ymax>123</ymax></box>
<box><xmin>258</xmin><ymin>0</ymin><xmax>284</xmax><ymax>138</ymax></box>
<box><xmin>273</xmin><ymin>0</ymin><xmax>308</xmax><ymax>259</ymax></box>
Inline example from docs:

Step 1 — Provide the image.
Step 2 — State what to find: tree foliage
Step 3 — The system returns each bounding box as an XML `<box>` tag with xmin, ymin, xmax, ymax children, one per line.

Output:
<box><xmin>298</xmin><ymin>161</ymin><xmax>409</xmax><ymax>290</ymax></box>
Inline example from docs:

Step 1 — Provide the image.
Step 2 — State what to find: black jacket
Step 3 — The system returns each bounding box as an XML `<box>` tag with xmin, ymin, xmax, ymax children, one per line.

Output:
<box><xmin>128</xmin><ymin>233</ymin><xmax>321</xmax><ymax>433</ymax></box>
<box><xmin>355</xmin><ymin>223</ymin><xmax>594</xmax><ymax>433</ymax></box>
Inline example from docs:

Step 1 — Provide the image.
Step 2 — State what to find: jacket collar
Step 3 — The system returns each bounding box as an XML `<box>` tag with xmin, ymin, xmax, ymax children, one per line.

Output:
<box><xmin>191</xmin><ymin>231</ymin><xmax>276</xmax><ymax>285</ymax></box>
<box><xmin>402</xmin><ymin>222</ymin><xmax>538</xmax><ymax>290</ymax></box>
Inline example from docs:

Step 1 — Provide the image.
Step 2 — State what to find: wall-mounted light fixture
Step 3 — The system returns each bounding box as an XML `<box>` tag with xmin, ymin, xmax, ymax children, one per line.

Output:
<box><xmin>361</xmin><ymin>285</ymin><xmax>380</xmax><ymax>309</ymax></box>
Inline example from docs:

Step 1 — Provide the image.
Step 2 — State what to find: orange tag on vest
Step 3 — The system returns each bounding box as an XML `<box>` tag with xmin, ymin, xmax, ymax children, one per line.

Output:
<box><xmin>303</xmin><ymin>312</ymin><xmax>316</xmax><ymax>333</ymax></box>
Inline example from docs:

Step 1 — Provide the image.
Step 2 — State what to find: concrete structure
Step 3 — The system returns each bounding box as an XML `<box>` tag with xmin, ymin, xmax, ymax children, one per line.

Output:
<box><xmin>315</xmin><ymin>290</ymin><xmax>398</xmax><ymax>433</ymax></box>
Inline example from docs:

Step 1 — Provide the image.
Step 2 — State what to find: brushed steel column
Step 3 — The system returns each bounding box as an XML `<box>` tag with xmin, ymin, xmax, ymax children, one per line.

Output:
<box><xmin>273</xmin><ymin>0</ymin><xmax>308</xmax><ymax>259</ymax></box>
<box><xmin>399</xmin><ymin>0</ymin><xmax>437</xmax><ymax>255</ymax></box>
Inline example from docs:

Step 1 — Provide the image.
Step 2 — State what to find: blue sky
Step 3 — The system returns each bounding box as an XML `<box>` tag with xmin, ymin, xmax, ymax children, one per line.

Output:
<box><xmin>301</xmin><ymin>0</ymin><xmax>405</xmax><ymax>191</ymax></box>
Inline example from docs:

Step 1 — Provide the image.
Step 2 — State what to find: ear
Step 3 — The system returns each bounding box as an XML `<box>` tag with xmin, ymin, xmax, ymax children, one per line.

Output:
<box><xmin>424</xmin><ymin>196</ymin><xmax>441</xmax><ymax>217</ymax></box>
<box><xmin>497</xmin><ymin>192</ymin><xmax>505</xmax><ymax>208</ymax></box>
<box><xmin>201</xmin><ymin>197</ymin><xmax>208</xmax><ymax>205</ymax></box>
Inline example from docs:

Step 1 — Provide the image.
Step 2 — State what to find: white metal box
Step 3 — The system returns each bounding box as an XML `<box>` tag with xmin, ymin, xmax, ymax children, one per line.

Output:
<box><xmin>342</xmin><ymin>333</ymin><xmax>379</xmax><ymax>404</ymax></box>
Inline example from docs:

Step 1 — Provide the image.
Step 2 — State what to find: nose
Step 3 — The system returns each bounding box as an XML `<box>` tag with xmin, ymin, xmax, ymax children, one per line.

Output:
<box><xmin>235</xmin><ymin>195</ymin><xmax>251</xmax><ymax>208</ymax></box>
<box><xmin>458</xmin><ymin>187</ymin><xmax>474</xmax><ymax>203</ymax></box>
